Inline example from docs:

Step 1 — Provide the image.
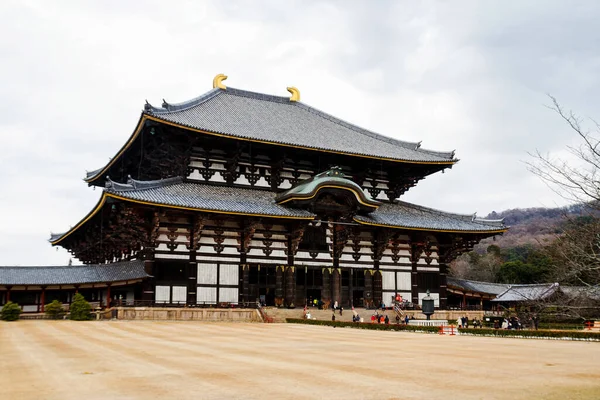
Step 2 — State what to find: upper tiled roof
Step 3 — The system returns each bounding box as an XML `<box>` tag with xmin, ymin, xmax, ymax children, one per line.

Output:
<box><xmin>354</xmin><ymin>201</ymin><xmax>507</xmax><ymax>233</ymax></box>
<box><xmin>144</xmin><ymin>87</ymin><xmax>456</xmax><ymax>163</ymax></box>
<box><xmin>0</xmin><ymin>260</ymin><xmax>148</xmax><ymax>286</ymax></box>
<box><xmin>447</xmin><ymin>277</ymin><xmax>509</xmax><ymax>295</ymax></box>
<box><xmin>105</xmin><ymin>177</ymin><xmax>315</xmax><ymax>219</ymax></box>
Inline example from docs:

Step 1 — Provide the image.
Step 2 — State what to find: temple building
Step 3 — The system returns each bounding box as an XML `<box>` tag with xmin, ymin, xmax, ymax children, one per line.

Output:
<box><xmin>0</xmin><ymin>75</ymin><xmax>507</xmax><ymax>311</ymax></box>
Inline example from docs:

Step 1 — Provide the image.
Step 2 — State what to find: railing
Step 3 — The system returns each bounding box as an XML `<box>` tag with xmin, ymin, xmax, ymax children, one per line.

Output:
<box><xmin>447</xmin><ymin>305</ymin><xmax>485</xmax><ymax>311</ymax></box>
<box><xmin>256</xmin><ymin>303</ymin><xmax>274</xmax><ymax>323</ymax></box>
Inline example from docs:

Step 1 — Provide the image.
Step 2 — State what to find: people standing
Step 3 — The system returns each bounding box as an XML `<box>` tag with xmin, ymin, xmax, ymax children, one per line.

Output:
<box><xmin>384</xmin><ymin>315</ymin><xmax>389</xmax><ymax>325</ymax></box>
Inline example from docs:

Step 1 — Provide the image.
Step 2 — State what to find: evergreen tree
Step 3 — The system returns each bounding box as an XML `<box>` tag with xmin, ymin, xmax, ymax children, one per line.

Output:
<box><xmin>69</xmin><ymin>293</ymin><xmax>92</xmax><ymax>321</ymax></box>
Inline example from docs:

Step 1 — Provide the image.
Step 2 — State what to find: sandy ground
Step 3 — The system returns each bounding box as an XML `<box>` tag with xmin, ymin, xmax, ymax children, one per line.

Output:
<box><xmin>0</xmin><ymin>321</ymin><xmax>599</xmax><ymax>400</ymax></box>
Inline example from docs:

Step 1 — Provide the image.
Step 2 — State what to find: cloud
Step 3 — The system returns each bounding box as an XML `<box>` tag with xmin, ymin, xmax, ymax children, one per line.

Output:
<box><xmin>0</xmin><ymin>0</ymin><xmax>598</xmax><ymax>265</ymax></box>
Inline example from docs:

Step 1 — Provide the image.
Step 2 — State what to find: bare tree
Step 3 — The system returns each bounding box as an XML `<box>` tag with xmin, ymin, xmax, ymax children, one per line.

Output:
<box><xmin>528</xmin><ymin>96</ymin><xmax>600</xmax><ymax>206</ymax></box>
<box><xmin>526</xmin><ymin>96</ymin><xmax>600</xmax><ymax>319</ymax></box>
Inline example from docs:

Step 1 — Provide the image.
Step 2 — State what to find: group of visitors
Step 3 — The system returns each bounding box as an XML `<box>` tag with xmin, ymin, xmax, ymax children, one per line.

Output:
<box><xmin>456</xmin><ymin>315</ymin><xmax>482</xmax><ymax>328</ymax></box>
<box><xmin>497</xmin><ymin>316</ymin><xmax>526</xmax><ymax>330</ymax></box>
<box><xmin>370</xmin><ymin>312</ymin><xmax>390</xmax><ymax>324</ymax></box>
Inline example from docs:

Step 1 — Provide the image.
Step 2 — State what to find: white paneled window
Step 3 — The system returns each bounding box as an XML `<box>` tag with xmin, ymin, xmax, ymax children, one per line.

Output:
<box><xmin>219</xmin><ymin>264</ymin><xmax>239</xmax><ymax>285</ymax></box>
<box><xmin>197</xmin><ymin>287</ymin><xmax>217</xmax><ymax>304</ymax></box>
<box><xmin>382</xmin><ymin>271</ymin><xmax>395</xmax><ymax>290</ymax></box>
<box><xmin>396</xmin><ymin>272</ymin><xmax>411</xmax><ymax>291</ymax></box>
<box><xmin>197</xmin><ymin>264</ymin><xmax>217</xmax><ymax>284</ymax></box>
<box><xmin>219</xmin><ymin>287</ymin><xmax>239</xmax><ymax>304</ymax></box>
<box><xmin>171</xmin><ymin>286</ymin><xmax>187</xmax><ymax>303</ymax></box>
<box><xmin>155</xmin><ymin>286</ymin><xmax>170</xmax><ymax>303</ymax></box>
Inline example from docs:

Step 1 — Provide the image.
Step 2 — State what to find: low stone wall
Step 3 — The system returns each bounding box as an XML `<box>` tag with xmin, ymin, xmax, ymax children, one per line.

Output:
<box><xmin>114</xmin><ymin>307</ymin><xmax>262</xmax><ymax>322</ymax></box>
<box><xmin>265</xmin><ymin>307</ymin><xmax>484</xmax><ymax>323</ymax></box>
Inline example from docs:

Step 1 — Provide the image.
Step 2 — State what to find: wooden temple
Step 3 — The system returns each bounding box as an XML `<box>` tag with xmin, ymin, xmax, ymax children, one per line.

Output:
<box><xmin>0</xmin><ymin>75</ymin><xmax>507</xmax><ymax>311</ymax></box>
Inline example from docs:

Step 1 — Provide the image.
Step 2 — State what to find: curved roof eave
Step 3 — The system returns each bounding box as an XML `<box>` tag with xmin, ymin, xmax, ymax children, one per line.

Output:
<box><xmin>51</xmin><ymin>189</ymin><xmax>316</xmax><ymax>246</ymax></box>
<box><xmin>49</xmin><ymin>195</ymin><xmax>107</xmax><ymax>245</ymax></box>
<box><xmin>84</xmin><ymin>114</ymin><xmax>146</xmax><ymax>184</ymax></box>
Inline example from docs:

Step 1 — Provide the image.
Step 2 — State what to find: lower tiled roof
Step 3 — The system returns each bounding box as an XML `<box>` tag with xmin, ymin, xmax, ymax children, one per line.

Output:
<box><xmin>355</xmin><ymin>201</ymin><xmax>507</xmax><ymax>232</ymax></box>
<box><xmin>447</xmin><ymin>277</ymin><xmax>509</xmax><ymax>295</ymax></box>
<box><xmin>0</xmin><ymin>260</ymin><xmax>148</xmax><ymax>286</ymax></box>
<box><xmin>106</xmin><ymin>178</ymin><xmax>315</xmax><ymax>219</ymax></box>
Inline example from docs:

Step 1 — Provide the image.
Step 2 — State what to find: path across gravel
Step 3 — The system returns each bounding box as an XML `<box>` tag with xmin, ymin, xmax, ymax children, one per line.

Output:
<box><xmin>0</xmin><ymin>321</ymin><xmax>598</xmax><ymax>399</ymax></box>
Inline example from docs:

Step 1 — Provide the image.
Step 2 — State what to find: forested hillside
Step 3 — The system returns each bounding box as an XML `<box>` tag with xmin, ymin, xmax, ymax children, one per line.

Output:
<box><xmin>450</xmin><ymin>204</ymin><xmax>595</xmax><ymax>284</ymax></box>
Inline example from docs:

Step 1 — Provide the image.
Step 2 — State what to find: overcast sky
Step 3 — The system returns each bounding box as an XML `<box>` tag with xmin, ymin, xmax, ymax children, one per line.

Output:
<box><xmin>1</xmin><ymin>1</ymin><xmax>599</xmax><ymax>265</ymax></box>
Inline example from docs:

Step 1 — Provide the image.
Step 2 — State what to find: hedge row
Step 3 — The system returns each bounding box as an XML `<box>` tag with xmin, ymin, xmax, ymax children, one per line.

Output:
<box><xmin>286</xmin><ymin>319</ymin><xmax>600</xmax><ymax>341</ymax></box>
<box><xmin>458</xmin><ymin>328</ymin><xmax>600</xmax><ymax>341</ymax></box>
<box><xmin>286</xmin><ymin>318</ymin><xmax>439</xmax><ymax>333</ymax></box>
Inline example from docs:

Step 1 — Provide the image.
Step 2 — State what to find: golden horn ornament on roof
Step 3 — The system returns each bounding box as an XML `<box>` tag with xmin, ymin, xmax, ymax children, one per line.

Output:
<box><xmin>213</xmin><ymin>74</ymin><xmax>228</xmax><ymax>89</ymax></box>
<box><xmin>287</xmin><ymin>86</ymin><xmax>300</xmax><ymax>102</ymax></box>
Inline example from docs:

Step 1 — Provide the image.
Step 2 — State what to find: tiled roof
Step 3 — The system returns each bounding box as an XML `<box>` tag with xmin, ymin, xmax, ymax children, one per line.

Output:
<box><xmin>105</xmin><ymin>177</ymin><xmax>315</xmax><ymax>219</ymax></box>
<box><xmin>355</xmin><ymin>201</ymin><xmax>507</xmax><ymax>232</ymax></box>
<box><xmin>0</xmin><ymin>260</ymin><xmax>148</xmax><ymax>286</ymax></box>
<box><xmin>143</xmin><ymin>87</ymin><xmax>456</xmax><ymax>164</ymax></box>
<box><xmin>492</xmin><ymin>283</ymin><xmax>559</xmax><ymax>302</ymax></box>
<box><xmin>447</xmin><ymin>277</ymin><xmax>509</xmax><ymax>295</ymax></box>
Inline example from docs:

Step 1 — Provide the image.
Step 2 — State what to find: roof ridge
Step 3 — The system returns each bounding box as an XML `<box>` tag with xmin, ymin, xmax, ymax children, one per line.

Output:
<box><xmin>394</xmin><ymin>200</ymin><xmax>506</xmax><ymax>228</ymax></box>
<box><xmin>448</xmin><ymin>277</ymin><xmax>508</xmax><ymax>286</ymax></box>
<box><xmin>145</xmin><ymin>88</ymin><xmax>222</xmax><ymax>114</ymax></box>
<box><xmin>0</xmin><ymin>260</ymin><xmax>144</xmax><ymax>268</ymax></box>
<box><xmin>105</xmin><ymin>176</ymin><xmax>183</xmax><ymax>192</ymax></box>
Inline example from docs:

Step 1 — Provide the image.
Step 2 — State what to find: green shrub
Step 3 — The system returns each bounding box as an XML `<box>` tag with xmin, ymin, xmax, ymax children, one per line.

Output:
<box><xmin>69</xmin><ymin>293</ymin><xmax>92</xmax><ymax>321</ymax></box>
<box><xmin>286</xmin><ymin>318</ymin><xmax>440</xmax><ymax>334</ymax></box>
<box><xmin>459</xmin><ymin>328</ymin><xmax>600</xmax><ymax>341</ymax></box>
<box><xmin>1</xmin><ymin>301</ymin><xmax>21</xmax><ymax>321</ymax></box>
<box><xmin>45</xmin><ymin>300</ymin><xmax>65</xmax><ymax>320</ymax></box>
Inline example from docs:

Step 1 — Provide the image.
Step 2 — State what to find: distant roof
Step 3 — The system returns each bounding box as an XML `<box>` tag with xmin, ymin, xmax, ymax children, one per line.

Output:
<box><xmin>354</xmin><ymin>202</ymin><xmax>507</xmax><ymax>233</ymax></box>
<box><xmin>492</xmin><ymin>283</ymin><xmax>559</xmax><ymax>302</ymax></box>
<box><xmin>447</xmin><ymin>277</ymin><xmax>509</xmax><ymax>295</ymax></box>
<box><xmin>0</xmin><ymin>260</ymin><xmax>148</xmax><ymax>286</ymax></box>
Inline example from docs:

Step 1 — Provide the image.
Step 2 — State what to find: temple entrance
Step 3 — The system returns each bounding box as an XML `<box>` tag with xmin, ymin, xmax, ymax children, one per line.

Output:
<box><xmin>307</xmin><ymin>289</ymin><xmax>321</xmax><ymax>307</ymax></box>
<box><xmin>352</xmin><ymin>290</ymin><xmax>364</xmax><ymax>308</ymax></box>
<box><xmin>259</xmin><ymin>288</ymin><xmax>275</xmax><ymax>306</ymax></box>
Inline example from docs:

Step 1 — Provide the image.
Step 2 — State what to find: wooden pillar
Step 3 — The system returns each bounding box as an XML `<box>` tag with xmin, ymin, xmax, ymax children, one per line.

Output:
<box><xmin>188</xmin><ymin>218</ymin><xmax>198</xmax><ymax>305</ymax></box>
<box><xmin>285</xmin><ymin>266</ymin><xmax>296</xmax><ymax>307</ymax></box>
<box><xmin>142</xmin><ymin>260</ymin><xmax>155</xmax><ymax>302</ymax></box>
<box><xmin>40</xmin><ymin>287</ymin><xmax>46</xmax><ymax>313</ymax></box>
<box><xmin>462</xmin><ymin>293</ymin><xmax>466</xmax><ymax>309</ymax></box>
<box><xmin>6</xmin><ymin>286</ymin><xmax>11</xmax><ymax>303</ymax></box>
<box><xmin>242</xmin><ymin>265</ymin><xmax>250</xmax><ymax>304</ymax></box>
<box><xmin>321</xmin><ymin>268</ymin><xmax>331</xmax><ymax>307</ymax></box>
<box><xmin>411</xmin><ymin>258</ymin><xmax>419</xmax><ymax>305</ymax></box>
<box><xmin>275</xmin><ymin>266</ymin><xmax>284</xmax><ymax>306</ymax></box>
<box><xmin>332</xmin><ymin>268</ymin><xmax>341</xmax><ymax>306</ymax></box>
<box><xmin>439</xmin><ymin>264</ymin><xmax>448</xmax><ymax>310</ymax></box>
<box><xmin>106</xmin><ymin>285</ymin><xmax>112</xmax><ymax>308</ymax></box>
<box><xmin>364</xmin><ymin>270</ymin><xmax>373</xmax><ymax>308</ymax></box>
<box><xmin>373</xmin><ymin>270</ymin><xmax>382</xmax><ymax>307</ymax></box>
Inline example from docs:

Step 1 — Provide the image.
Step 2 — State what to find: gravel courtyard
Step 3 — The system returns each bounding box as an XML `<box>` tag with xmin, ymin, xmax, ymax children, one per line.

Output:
<box><xmin>0</xmin><ymin>321</ymin><xmax>598</xmax><ymax>400</ymax></box>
